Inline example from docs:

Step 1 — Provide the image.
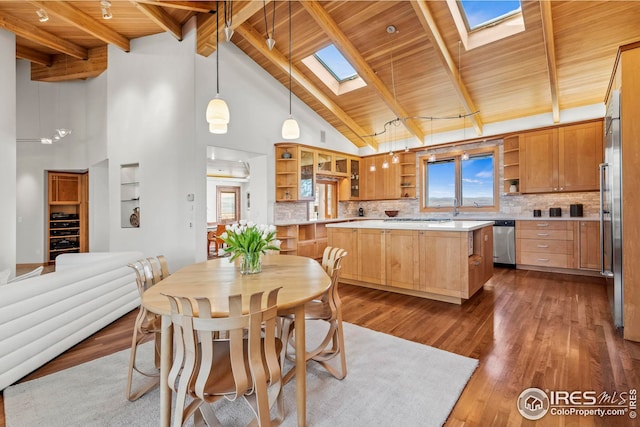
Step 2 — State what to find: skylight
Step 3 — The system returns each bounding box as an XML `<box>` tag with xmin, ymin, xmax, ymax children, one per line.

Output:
<box><xmin>458</xmin><ymin>0</ymin><xmax>522</xmax><ymax>31</ymax></box>
<box><xmin>446</xmin><ymin>0</ymin><xmax>525</xmax><ymax>50</ymax></box>
<box><xmin>314</xmin><ymin>44</ymin><xmax>358</xmax><ymax>83</ymax></box>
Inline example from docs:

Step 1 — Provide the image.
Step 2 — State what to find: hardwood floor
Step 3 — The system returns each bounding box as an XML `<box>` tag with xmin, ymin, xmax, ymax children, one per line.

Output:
<box><xmin>2</xmin><ymin>268</ymin><xmax>639</xmax><ymax>426</ymax></box>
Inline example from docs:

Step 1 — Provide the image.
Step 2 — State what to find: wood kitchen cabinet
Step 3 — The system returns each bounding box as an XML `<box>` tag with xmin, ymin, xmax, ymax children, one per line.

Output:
<box><xmin>579</xmin><ymin>221</ymin><xmax>600</xmax><ymax>270</ymax></box>
<box><xmin>325</xmin><ymin>226</ymin><xmax>358</xmax><ymax>280</ymax></box>
<box><xmin>358</xmin><ymin>228</ymin><xmax>386</xmax><ymax>285</ymax></box>
<box><xmin>516</xmin><ymin>220</ymin><xmax>577</xmax><ymax>269</ymax></box>
<box><xmin>418</xmin><ymin>231</ymin><xmax>465</xmax><ymax>296</ymax></box>
<box><xmin>362</xmin><ymin>157</ymin><xmax>376</xmax><ymax>200</ymax></box>
<box><xmin>385</xmin><ymin>229</ymin><xmax>419</xmax><ymax>290</ymax></box>
<box><xmin>275</xmin><ymin>144</ymin><xmax>299</xmax><ymax>202</ymax></box>
<box><xmin>519</xmin><ymin>120</ymin><xmax>603</xmax><ymax>194</ymax></box>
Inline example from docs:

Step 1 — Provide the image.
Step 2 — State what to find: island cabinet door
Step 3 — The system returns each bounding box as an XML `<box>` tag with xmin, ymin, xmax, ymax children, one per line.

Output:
<box><xmin>385</xmin><ymin>230</ymin><xmax>419</xmax><ymax>289</ymax></box>
<box><xmin>327</xmin><ymin>227</ymin><xmax>359</xmax><ymax>280</ymax></box>
<box><xmin>358</xmin><ymin>228</ymin><xmax>386</xmax><ymax>285</ymax></box>
<box><xmin>416</xmin><ymin>231</ymin><xmax>465</xmax><ymax>298</ymax></box>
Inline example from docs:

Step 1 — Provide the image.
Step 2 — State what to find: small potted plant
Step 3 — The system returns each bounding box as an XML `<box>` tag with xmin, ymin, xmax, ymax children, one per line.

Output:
<box><xmin>219</xmin><ymin>221</ymin><xmax>280</xmax><ymax>274</ymax></box>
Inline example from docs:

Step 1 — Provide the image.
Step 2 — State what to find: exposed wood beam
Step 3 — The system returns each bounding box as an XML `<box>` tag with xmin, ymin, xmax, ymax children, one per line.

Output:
<box><xmin>539</xmin><ymin>0</ymin><xmax>560</xmax><ymax>123</ymax></box>
<box><xmin>16</xmin><ymin>44</ymin><xmax>52</xmax><ymax>67</ymax></box>
<box><xmin>197</xmin><ymin>1</ymin><xmax>268</xmax><ymax>57</ymax></box>
<box><xmin>301</xmin><ymin>0</ymin><xmax>425</xmax><ymax>145</ymax></box>
<box><xmin>0</xmin><ymin>10</ymin><xmax>88</xmax><ymax>59</ymax></box>
<box><xmin>133</xmin><ymin>2</ymin><xmax>183</xmax><ymax>41</ymax></box>
<box><xmin>235</xmin><ymin>22</ymin><xmax>376</xmax><ymax>150</ymax></box>
<box><xmin>410</xmin><ymin>0</ymin><xmax>484</xmax><ymax>136</ymax></box>
<box><xmin>29</xmin><ymin>0</ymin><xmax>130</xmax><ymax>52</ymax></box>
<box><xmin>31</xmin><ymin>46</ymin><xmax>107</xmax><ymax>82</ymax></box>
<box><xmin>134</xmin><ymin>1</ymin><xmax>216</xmax><ymax>13</ymax></box>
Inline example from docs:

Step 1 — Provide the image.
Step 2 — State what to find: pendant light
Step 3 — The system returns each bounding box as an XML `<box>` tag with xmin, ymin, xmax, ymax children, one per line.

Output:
<box><xmin>206</xmin><ymin>1</ymin><xmax>230</xmax><ymax>133</ymax></box>
<box><xmin>223</xmin><ymin>1</ymin><xmax>234</xmax><ymax>41</ymax></box>
<box><xmin>263</xmin><ymin>0</ymin><xmax>276</xmax><ymax>50</ymax></box>
<box><xmin>282</xmin><ymin>0</ymin><xmax>300</xmax><ymax>140</ymax></box>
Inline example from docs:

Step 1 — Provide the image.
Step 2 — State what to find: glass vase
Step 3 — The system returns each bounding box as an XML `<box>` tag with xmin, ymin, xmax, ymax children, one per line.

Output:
<box><xmin>240</xmin><ymin>252</ymin><xmax>262</xmax><ymax>274</ymax></box>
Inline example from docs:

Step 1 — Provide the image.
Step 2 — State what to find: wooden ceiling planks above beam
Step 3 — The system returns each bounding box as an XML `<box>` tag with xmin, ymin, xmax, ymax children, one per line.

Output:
<box><xmin>301</xmin><ymin>0</ymin><xmax>425</xmax><ymax>145</ymax></box>
<box><xmin>133</xmin><ymin>2</ymin><xmax>183</xmax><ymax>41</ymax></box>
<box><xmin>0</xmin><ymin>10</ymin><xmax>88</xmax><ymax>59</ymax></box>
<box><xmin>410</xmin><ymin>0</ymin><xmax>483</xmax><ymax>136</ymax></box>
<box><xmin>29</xmin><ymin>0</ymin><xmax>130</xmax><ymax>52</ymax></box>
<box><xmin>539</xmin><ymin>0</ymin><xmax>560</xmax><ymax>123</ymax></box>
<box><xmin>197</xmin><ymin>1</ymin><xmax>268</xmax><ymax>57</ymax></box>
<box><xmin>134</xmin><ymin>1</ymin><xmax>216</xmax><ymax>14</ymax></box>
<box><xmin>235</xmin><ymin>21</ymin><xmax>376</xmax><ymax>150</ymax></box>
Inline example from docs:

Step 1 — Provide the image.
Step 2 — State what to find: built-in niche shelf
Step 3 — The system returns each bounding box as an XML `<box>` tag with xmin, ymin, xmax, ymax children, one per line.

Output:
<box><xmin>120</xmin><ymin>163</ymin><xmax>140</xmax><ymax>228</ymax></box>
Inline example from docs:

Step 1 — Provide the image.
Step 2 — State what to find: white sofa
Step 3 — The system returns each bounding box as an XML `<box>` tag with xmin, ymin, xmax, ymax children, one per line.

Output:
<box><xmin>0</xmin><ymin>251</ymin><xmax>143</xmax><ymax>390</ymax></box>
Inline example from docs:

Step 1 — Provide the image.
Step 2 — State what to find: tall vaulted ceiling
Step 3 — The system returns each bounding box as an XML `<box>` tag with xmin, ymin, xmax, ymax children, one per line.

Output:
<box><xmin>3</xmin><ymin>1</ymin><xmax>640</xmax><ymax>150</ymax></box>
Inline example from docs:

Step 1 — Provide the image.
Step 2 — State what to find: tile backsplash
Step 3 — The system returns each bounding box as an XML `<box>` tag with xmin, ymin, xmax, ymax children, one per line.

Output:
<box><xmin>336</xmin><ymin>191</ymin><xmax>599</xmax><ymax>219</ymax></box>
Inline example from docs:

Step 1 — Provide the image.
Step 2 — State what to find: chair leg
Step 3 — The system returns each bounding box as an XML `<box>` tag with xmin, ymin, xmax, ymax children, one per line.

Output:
<box><xmin>126</xmin><ymin>323</ymin><xmax>161</xmax><ymax>401</ymax></box>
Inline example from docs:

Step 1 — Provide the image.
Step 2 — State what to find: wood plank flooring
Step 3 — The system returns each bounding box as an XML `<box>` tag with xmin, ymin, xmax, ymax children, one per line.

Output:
<box><xmin>2</xmin><ymin>267</ymin><xmax>639</xmax><ymax>426</ymax></box>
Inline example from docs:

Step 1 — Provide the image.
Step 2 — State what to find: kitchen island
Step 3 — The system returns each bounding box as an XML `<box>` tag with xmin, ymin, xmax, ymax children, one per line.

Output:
<box><xmin>326</xmin><ymin>220</ymin><xmax>494</xmax><ymax>304</ymax></box>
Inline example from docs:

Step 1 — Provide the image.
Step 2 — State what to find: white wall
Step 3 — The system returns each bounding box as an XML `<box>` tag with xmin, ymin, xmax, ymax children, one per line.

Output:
<box><xmin>0</xmin><ymin>30</ymin><xmax>16</xmax><ymax>276</ymax></box>
<box><xmin>15</xmin><ymin>60</ymin><xmax>89</xmax><ymax>264</ymax></box>
<box><xmin>106</xmin><ymin>22</ymin><xmax>200</xmax><ymax>270</ymax></box>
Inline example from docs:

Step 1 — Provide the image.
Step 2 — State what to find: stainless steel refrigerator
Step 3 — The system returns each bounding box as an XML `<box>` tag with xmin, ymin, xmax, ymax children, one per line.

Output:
<box><xmin>600</xmin><ymin>89</ymin><xmax>623</xmax><ymax>328</ymax></box>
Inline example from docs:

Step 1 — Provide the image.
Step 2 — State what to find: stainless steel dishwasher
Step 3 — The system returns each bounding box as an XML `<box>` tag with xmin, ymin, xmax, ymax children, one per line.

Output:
<box><xmin>493</xmin><ymin>220</ymin><xmax>516</xmax><ymax>267</ymax></box>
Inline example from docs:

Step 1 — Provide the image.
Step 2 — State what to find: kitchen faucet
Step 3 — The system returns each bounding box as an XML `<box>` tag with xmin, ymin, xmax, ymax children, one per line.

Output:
<box><xmin>453</xmin><ymin>198</ymin><xmax>459</xmax><ymax>217</ymax></box>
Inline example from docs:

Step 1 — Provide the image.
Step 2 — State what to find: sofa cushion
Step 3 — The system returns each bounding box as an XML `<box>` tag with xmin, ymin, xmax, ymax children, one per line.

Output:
<box><xmin>8</xmin><ymin>266</ymin><xmax>44</xmax><ymax>284</ymax></box>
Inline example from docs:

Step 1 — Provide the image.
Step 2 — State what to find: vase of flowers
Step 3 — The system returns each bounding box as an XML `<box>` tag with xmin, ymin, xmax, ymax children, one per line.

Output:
<box><xmin>219</xmin><ymin>221</ymin><xmax>280</xmax><ymax>274</ymax></box>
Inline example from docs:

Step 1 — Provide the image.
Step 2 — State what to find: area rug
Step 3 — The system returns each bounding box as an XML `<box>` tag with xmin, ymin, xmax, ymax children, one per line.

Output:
<box><xmin>4</xmin><ymin>322</ymin><xmax>478</xmax><ymax>427</ymax></box>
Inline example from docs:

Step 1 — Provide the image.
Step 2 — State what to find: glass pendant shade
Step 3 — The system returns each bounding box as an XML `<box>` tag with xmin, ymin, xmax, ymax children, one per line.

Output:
<box><xmin>209</xmin><ymin>122</ymin><xmax>228</xmax><ymax>134</ymax></box>
<box><xmin>282</xmin><ymin>117</ymin><xmax>300</xmax><ymax>140</ymax></box>
<box><xmin>206</xmin><ymin>96</ymin><xmax>230</xmax><ymax>125</ymax></box>
<box><xmin>392</xmin><ymin>153</ymin><xmax>400</xmax><ymax>164</ymax></box>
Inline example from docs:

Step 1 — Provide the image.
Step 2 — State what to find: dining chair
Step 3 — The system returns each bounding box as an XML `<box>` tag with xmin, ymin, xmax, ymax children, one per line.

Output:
<box><xmin>207</xmin><ymin>230</ymin><xmax>217</xmax><ymax>255</ymax></box>
<box><xmin>164</xmin><ymin>288</ymin><xmax>284</xmax><ymax>427</ymax></box>
<box><xmin>125</xmin><ymin>255</ymin><xmax>170</xmax><ymax>401</ymax></box>
<box><xmin>214</xmin><ymin>224</ymin><xmax>228</xmax><ymax>255</ymax></box>
<box><xmin>279</xmin><ymin>246</ymin><xmax>348</xmax><ymax>383</ymax></box>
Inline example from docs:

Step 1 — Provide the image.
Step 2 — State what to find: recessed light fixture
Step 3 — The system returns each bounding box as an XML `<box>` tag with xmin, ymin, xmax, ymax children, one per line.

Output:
<box><xmin>36</xmin><ymin>8</ymin><xmax>49</xmax><ymax>23</ymax></box>
<box><xmin>100</xmin><ymin>0</ymin><xmax>112</xmax><ymax>20</ymax></box>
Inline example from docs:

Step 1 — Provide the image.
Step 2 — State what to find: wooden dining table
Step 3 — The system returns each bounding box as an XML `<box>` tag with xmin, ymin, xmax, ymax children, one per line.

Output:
<box><xmin>141</xmin><ymin>254</ymin><xmax>331</xmax><ymax>427</ymax></box>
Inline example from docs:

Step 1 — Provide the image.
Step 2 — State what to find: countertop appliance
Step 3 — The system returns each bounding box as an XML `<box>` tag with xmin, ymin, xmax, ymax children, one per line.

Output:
<box><xmin>493</xmin><ymin>220</ymin><xmax>516</xmax><ymax>267</ymax></box>
<box><xmin>601</xmin><ymin>89</ymin><xmax>623</xmax><ymax>328</ymax></box>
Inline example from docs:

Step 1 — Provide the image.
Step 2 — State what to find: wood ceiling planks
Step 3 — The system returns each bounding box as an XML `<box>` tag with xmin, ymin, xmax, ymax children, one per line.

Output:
<box><xmin>3</xmin><ymin>1</ymin><xmax>640</xmax><ymax>149</ymax></box>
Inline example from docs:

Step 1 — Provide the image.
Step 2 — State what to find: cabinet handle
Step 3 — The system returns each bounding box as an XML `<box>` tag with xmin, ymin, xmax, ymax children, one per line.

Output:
<box><xmin>472</xmin><ymin>261</ymin><xmax>481</xmax><ymax>266</ymax></box>
<box><xmin>536</xmin><ymin>223</ymin><xmax>549</xmax><ymax>227</ymax></box>
<box><xmin>537</xmin><ymin>244</ymin><xmax>549</xmax><ymax>248</ymax></box>
<box><xmin>537</xmin><ymin>233</ymin><xmax>549</xmax><ymax>236</ymax></box>
<box><xmin>536</xmin><ymin>258</ymin><xmax>550</xmax><ymax>262</ymax></box>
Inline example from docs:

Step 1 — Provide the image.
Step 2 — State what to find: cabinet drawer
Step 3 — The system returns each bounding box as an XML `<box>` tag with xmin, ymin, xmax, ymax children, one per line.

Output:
<box><xmin>516</xmin><ymin>229</ymin><xmax>573</xmax><ymax>240</ymax></box>
<box><xmin>519</xmin><ymin>252</ymin><xmax>570</xmax><ymax>268</ymax></box>
<box><xmin>517</xmin><ymin>220</ymin><xmax>569</xmax><ymax>230</ymax></box>
<box><xmin>518</xmin><ymin>238</ymin><xmax>573</xmax><ymax>255</ymax></box>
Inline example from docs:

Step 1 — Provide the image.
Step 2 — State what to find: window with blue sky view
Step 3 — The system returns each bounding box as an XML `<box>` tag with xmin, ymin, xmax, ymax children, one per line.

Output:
<box><xmin>458</xmin><ymin>0</ymin><xmax>522</xmax><ymax>30</ymax></box>
<box><xmin>426</xmin><ymin>153</ymin><xmax>495</xmax><ymax>208</ymax></box>
<box><xmin>314</xmin><ymin>44</ymin><xmax>358</xmax><ymax>82</ymax></box>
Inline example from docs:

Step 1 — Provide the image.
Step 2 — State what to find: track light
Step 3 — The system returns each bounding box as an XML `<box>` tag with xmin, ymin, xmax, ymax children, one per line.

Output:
<box><xmin>36</xmin><ymin>8</ymin><xmax>49</xmax><ymax>23</ymax></box>
<box><xmin>40</xmin><ymin>138</ymin><xmax>52</xmax><ymax>145</ymax></box>
<box><xmin>428</xmin><ymin>153</ymin><xmax>436</xmax><ymax>162</ymax></box>
<box><xmin>462</xmin><ymin>151</ymin><xmax>469</xmax><ymax>161</ymax></box>
<box><xmin>100</xmin><ymin>0</ymin><xmax>112</xmax><ymax>20</ymax></box>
